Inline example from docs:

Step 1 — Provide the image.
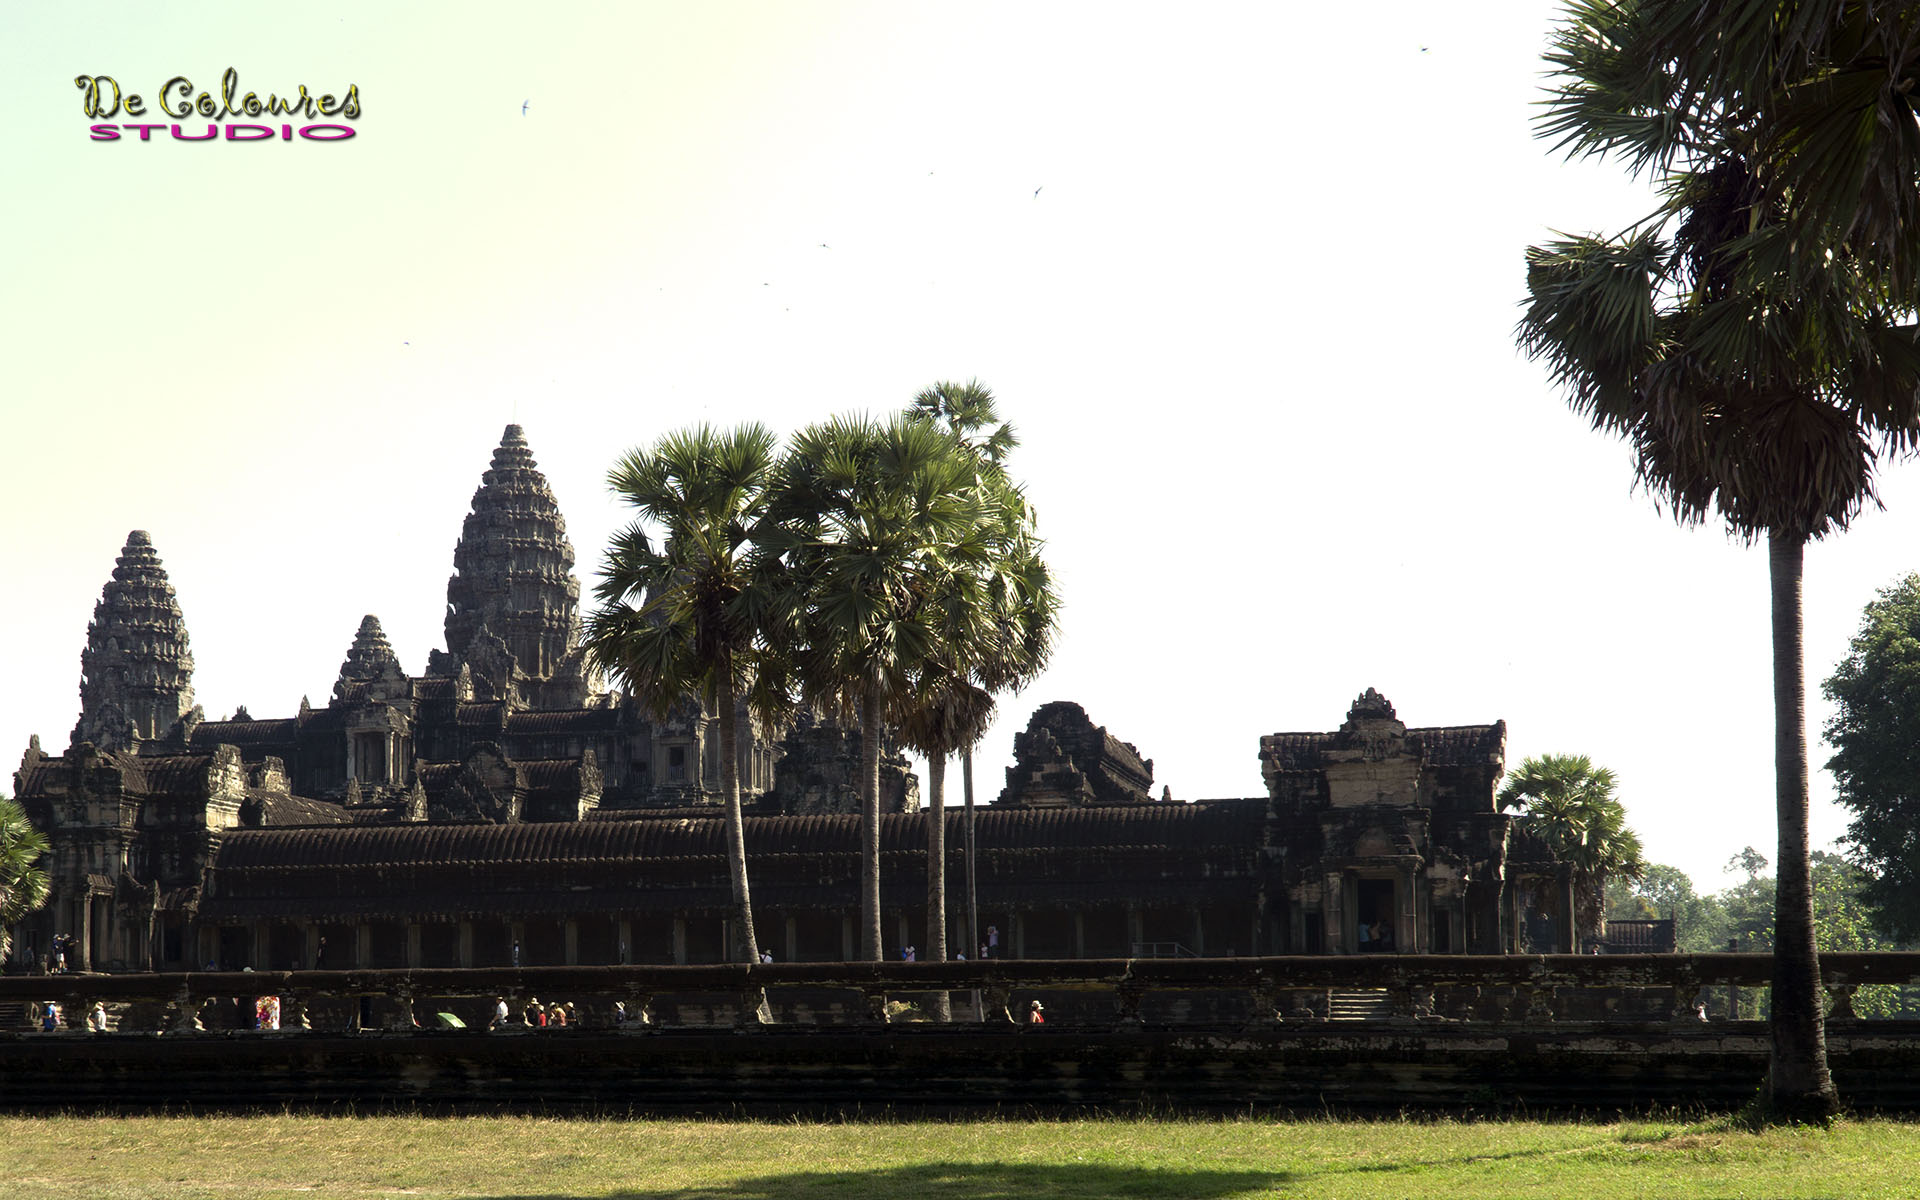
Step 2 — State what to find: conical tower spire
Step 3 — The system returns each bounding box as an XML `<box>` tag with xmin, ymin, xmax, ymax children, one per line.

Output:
<box><xmin>444</xmin><ymin>425</ymin><xmax>582</xmax><ymax>684</ymax></box>
<box><xmin>73</xmin><ymin>530</ymin><xmax>195</xmax><ymax>752</ymax></box>
<box><xmin>334</xmin><ymin>614</ymin><xmax>406</xmax><ymax>699</ymax></box>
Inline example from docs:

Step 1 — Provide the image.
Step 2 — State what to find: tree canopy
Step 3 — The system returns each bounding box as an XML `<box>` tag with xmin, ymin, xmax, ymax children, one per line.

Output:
<box><xmin>762</xmin><ymin>412</ymin><xmax>1017</xmax><ymax>960</ymax></box>
<box><xmin>1824</xmin><ymin>573</ymin><xmax>1920</xmax><ymax>941</ymax></box>
<box><xmin>1499</xmin><ymin>754</ymin><xmax>1644</xmax><ymax>941</ymax></box>
<box><xmin>894</xmin><ymin>381</ymin><xmax>1059</xmax><ymax>981</ymax></box>
<box><xmin>0</xmin><ymin>795</ymin><xmax>50</xmax><ymax>963</ymax></box>
<box><xmin>1611</xmin><ymin>849</ymin><xmax>1920</xmax><ymax>1019</ymax></box>
<box><xmin>583</xmin><ymin>423</ymin><xmax>784</xmax><ymax>965</ymax></box>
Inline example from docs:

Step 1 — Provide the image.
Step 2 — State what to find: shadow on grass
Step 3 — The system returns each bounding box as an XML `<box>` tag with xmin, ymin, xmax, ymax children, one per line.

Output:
<box><xmin>476</xmin><ymin>1161</ymin><xmax>1288</xmax><ymax>1199</ymax></box>
<box><xmin>468</xmin><ymin>1140</ymin><xmax>1598</xmax><ymax>1199</ymax></box>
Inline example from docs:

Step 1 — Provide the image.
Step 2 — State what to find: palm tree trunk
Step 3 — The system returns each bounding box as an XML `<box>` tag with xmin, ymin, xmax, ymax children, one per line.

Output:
<box><xmin>926</xmin><ymin>750</ymin><xmax>951</xmax><ymax>1020</ymax></box>
<box><xmin>717</xmin><ymin>673</ymin><xmax>759</xmax><ymax>965</ymax></box>
<box><xmin>860</xmin><ymin>693</ymin><xmax>883</xmax><ymax>961</ymax></box>
<box><xmin>1766</xmin><ymin>529</ymin><xmax>1838</xmax><ymax>1120</ymax></box>
<box><xmin>964</xmin><ymin>746</ymin><xmax>980</xmax><ymax>1021</ymax></box>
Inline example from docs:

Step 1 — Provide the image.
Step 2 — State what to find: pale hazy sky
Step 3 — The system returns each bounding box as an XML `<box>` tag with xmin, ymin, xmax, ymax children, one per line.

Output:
<box><xmin>5</xmin><ymin>2</ymin><xmax>1913</xmax><ymax>891</ymax></box>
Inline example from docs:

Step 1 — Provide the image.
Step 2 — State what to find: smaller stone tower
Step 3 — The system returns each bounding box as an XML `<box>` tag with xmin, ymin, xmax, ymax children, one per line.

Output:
<box><xmin>72</xmin><ymin>530</ymin><xmax>196</xmax><ymax>753</ymax></box>
<box><xmin>334</xmin><ymin>614</ymin><xmax>408</xmax><ymax>701</ymax></box>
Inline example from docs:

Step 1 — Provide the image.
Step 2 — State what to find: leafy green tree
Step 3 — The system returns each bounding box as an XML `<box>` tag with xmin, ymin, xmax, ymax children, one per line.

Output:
<box><xmin>0</xmin><ymin>795</ymin><xmax>51</xmax><ymax>964</ymax></box>
<box><xmin>1520</xmin><ymin>1</ymin><xmax>1920</xmax><ymax>1120</ymax></box>
<box><xmin>584</xmin><ymin>424</ymin><xmax>784</xmax><ymax>964</ymax></box>
<box><xmin>764</xmin><ymin>414</ymin><xmax>999</xmax><ymax>960</ymax></box>
<box><xmin>1499</xmin><ymin>754</ymin><xmax>1644</xmax><ymax>942</ymax></box>
<box><xmin>1692</xmin><ymin>849</ymin><xmax>1920</xmax><ymax>1019</ymax></box>
<box><xmin>1720</xmin><ymin>847</ymin><xmax>1779</xmax><ymax>952</ymax></box>
<box><xmin>1823</xmin><ymin>574</ymin><xmax>1920</xmax><ymax>940</ymax></box>
<box><xmin>1806</xmin><ymin>852</ymin><xmax>1920</xmax><ymax>1018</ymax></box>
<box><xmin>1607</xmin><ymin>862</ymin><xmax>1730</xmax><ymax>953</ymax></box>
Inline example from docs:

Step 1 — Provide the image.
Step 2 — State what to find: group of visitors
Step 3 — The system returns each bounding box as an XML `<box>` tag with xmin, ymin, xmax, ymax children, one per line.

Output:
<box><xmin>30</xmin><ymin>1000</ymin><xmax>109</xmax><ymax>1031</ymax></box>
<box><xmin>40</xmin><ymin>932</ymin><xmax>78</xmax><ymax>974</ymax></box>
<box><xmin>490</xmin><ymin>995</ymin><xmax>582</xmax><ymax>1028</ymax></box>
<box><xmin>1357</xmin><ymin>921</ymin><xmax>1395</xmax><ymax>953</ymax></box>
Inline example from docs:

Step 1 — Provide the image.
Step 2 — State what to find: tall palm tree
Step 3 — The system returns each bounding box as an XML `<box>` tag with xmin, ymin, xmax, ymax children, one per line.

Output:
<box><xmin>1522</xmin><ymin>1</ymin><xmax>1920</xmax><ymax>1121</ymax></box>
<box><xmin>903</xmin><ymin>381</ymin><xmax>1058</xmax><ymax>975</ymax></box>
<box><xmin>583</xmin><ymin>423</ymin><xmax>783</xmax><ymax>964</ymax></box>
<box><xmin>0</xmin><ymin>795</ymin><xmax>52</xmax><ymax>965</ymax></box>
<box><xmin>763</xmin><ymin>413</ymin><xmax>994</xmax><ymax>960</ymax></box>
<box><xmin>1498</xmin><ymin>755</ymin><xmax>1644</xmax><ymax>945</ymax></box>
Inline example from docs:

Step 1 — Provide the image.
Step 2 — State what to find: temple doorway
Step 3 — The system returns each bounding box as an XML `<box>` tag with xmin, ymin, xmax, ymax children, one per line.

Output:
<box><xmin>1356</xmin><ymin>878</ymin><xmax>1396</xmax><ymax>953</ymax></box>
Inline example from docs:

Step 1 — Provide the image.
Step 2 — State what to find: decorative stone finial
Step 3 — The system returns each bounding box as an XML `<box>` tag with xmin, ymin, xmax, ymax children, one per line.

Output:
<box><xmin>1348</xmin><ymin>688</ymin><xmax>1397</xmax><ymax>721</ymax></box>
<box><xmin>444</xmin><ymin>426</ymin><xmax>582</xmax><ymax>687</ymax></box>
<box><xmin>73</xmin><ymin>531</ymin><xmax>196</xmax><ymax>752</ymax></box>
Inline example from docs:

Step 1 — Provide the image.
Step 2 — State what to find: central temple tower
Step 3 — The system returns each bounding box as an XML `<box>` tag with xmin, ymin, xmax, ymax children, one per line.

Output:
<box><xmin>72</xmin><ymin>530</ymin><xmax>196</xmax><ymax>752</ymax></box>
<box><xmin>440</xmin><ymin>424</ymin><xmax>590</xmax><ymax>705</ymax></box>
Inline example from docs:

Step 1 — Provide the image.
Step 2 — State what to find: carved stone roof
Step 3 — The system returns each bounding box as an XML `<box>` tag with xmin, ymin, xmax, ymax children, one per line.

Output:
<box><xmin>133</xmin><ymin>753</ymin><xmax>219</xmax><ymax>798</ymax></box>
<box><xmin>443</xmin><ymin>425</ymin><xmax>583</xmax><ymax>684</ymax></box>
<box><xmin>519</xmin><ymin>757</ymin><xmax>598</xmax><ymax>791</ymax></box>
<box><xmin>455</xmin><ymin>702</ymin><xmax>508</xmax><ymax>727</ymax></box>
<box><xmin>13</xmin><ymin>741</ymin><xmax>60</xmax><ymax>800</ymax></box>
<box><xmin>188</xmin><ymin>718</ymin><xmax>300</xmax><ymax>751</ymax></box>
<box><xmin>504</xmin><ymin>708</ymin><xmax>623</xmax><ymax>735</ymax></box>
<box><xmin>73</xmin><ymin>531</ymin><xmax>196</xmax><ymax>752</ymax></box>
<box><xmin>257</xmin><ymin>792</ymin><xmax>352</xmax><ymax>826</ymax></box>
<box><xmin>197</xmin><ymin>801</ymin><xmax>1274</xmax><ymax>921</ymax></box>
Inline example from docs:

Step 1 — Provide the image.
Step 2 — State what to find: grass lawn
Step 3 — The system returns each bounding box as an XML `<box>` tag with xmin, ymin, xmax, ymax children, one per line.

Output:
<box><xmin>5</xmin><ymin>1113</ymin><xmax>1916</xmax><ymax>1199</ymax></box>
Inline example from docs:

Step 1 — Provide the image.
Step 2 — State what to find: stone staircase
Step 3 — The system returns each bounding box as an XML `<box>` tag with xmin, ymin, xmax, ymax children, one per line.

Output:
<box><xmin>1326</xmin><ymin>988</ymin><xmax>1392</xmax><ymax>1021</ymax></box>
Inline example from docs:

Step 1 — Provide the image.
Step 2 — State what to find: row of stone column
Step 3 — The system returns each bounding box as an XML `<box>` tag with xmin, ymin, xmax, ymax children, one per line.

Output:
<box><xmin>200</xmin><ymin>903</ymin><xmax>1230</xmax><ymax>971</ymax></box>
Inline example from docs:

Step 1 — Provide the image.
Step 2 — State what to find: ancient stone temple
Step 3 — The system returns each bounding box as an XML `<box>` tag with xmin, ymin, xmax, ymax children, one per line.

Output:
<box><xmin>9</xmin><ymin>425</ymin><xmax>922</xmax><ymax>972</ymax></box>
<box><xmin>17</xmin><ymin>610</ymin><xmax>1572</xmax><ymax>974</ymax></box>
<box><xmin>7</xmin><ymin>427</ymin><xmax>1577</xmax><ymax>975</ymax></box>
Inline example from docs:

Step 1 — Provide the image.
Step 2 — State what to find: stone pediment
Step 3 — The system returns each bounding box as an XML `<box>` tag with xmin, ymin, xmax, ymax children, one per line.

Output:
<box><xmin>1321</xmin><ymin>808</ymin><xmax>1426</xmax><ymax>859</ymax></box>
<box><xmin>1323</xmin><ymin>758</ymin><xmax>1421</xmax><ymax>808</ymax></box>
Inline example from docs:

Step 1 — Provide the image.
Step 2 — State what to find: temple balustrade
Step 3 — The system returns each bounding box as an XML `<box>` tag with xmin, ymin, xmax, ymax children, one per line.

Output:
<box><xmin>5</xmin><ymin>952</ymin><xmax>1917</xmax><ymax>1034</ymax></box>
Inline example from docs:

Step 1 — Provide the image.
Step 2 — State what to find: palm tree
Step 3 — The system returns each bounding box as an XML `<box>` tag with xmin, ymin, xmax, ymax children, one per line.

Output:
<box><xmin>1522</xmin><ymin>1</ymin><xmax>1920</xmax><ymax>1121</ymax></box>
<box><xmin>1497</xmin><ymin>755</ymin><xmax>1644</xmax><ymax>946</ymax></box>
<box><xmin>763</xmin><ymin>413</ymin><xmax>994</xmax><ymax>960</ymax></box>
<box><xmin>0</xmin><ymin>795</ymin><xmax>52</xmax><ymax>965</ymax></box>
<box><xmin>902</xmin><ymin>381</ymin><xmax>1058</xmax><ymax>977</ymax></box>
<box><xmin>1627</xmin><ymin>2</ymin><xmax>1920</xmax><ymax>297</ymax></box>
<box><xmin>583</xmin><ymin>423</ymin><xmax>783</xmax><ymax>964</ymax></box>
